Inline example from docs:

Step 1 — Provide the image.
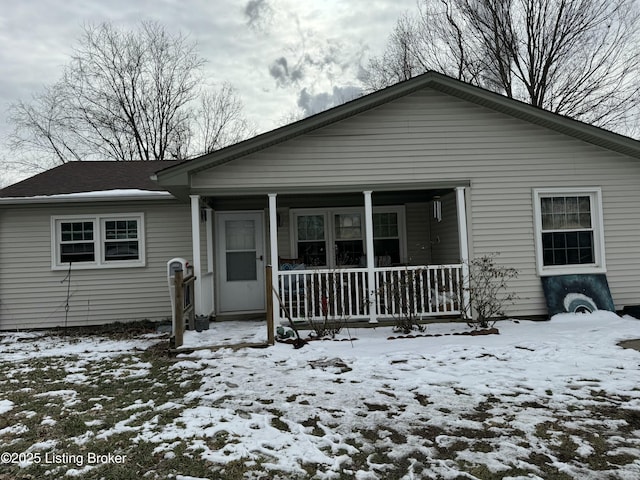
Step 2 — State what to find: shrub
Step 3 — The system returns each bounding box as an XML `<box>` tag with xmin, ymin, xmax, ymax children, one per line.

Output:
<box><xmin>462</xmin><ymin>254</ymin><xmax>518</xmax><ymax>329</ymax></box>
<box><xmin>376</xmin><ymin>268</ymin><xmax>426</xmax><ymax>334</ymax></box>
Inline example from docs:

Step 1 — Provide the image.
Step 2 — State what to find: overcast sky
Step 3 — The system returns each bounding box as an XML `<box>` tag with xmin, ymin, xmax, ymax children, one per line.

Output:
<box><xmin>0</xmin><ymin>0</ymin><xmax>418</xmax><ymax>185</ymax></box>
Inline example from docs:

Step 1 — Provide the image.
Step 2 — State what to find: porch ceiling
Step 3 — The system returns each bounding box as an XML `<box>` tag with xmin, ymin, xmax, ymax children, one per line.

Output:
<box><xmin>196</xmin><ymin>180</ymin><xmax>468</xmax><ymax>199</ymax></box>
<box><xmin>202</xmin><ymin>187</ymin><xmax>458</xmax><ymax>210</ymax></box>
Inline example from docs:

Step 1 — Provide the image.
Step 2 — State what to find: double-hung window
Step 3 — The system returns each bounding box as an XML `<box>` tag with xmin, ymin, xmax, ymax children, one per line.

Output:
<box><xmin>292</xmin><ymin>207</ymin><xmax>405</xmax><ymax>268</ymax></box>
<box><xmin>52</xmin><ymin>214</ymin><xmax>145</xmax><ymax>269</ymax></box>
<box><xmin>373</xmin><ymin>211</ymin><xmax>401</xmax><ymax>265</ymax></box>
<box><xmin>334</xmin><ymin>213</ymin><xmax>364</xmax><ymax>266</ymax></box>
<box><xmin>296</xmin><ymin>214</ymin><xmax>327</xmax><ymax>266</ymax></box>
<box><xmin>59</xmin><ymin>220</ymin><xmax>96</xmax><ymax>263</ymax></box>
<box><xmin>533</xmin><ymin>188</ymin><xmax>605</xmax><ymax>275</ymax></box>
<box><xmin>103</xmin><ymin>219</ymin><xmax>140</xmax><ymax>261</ymax></box>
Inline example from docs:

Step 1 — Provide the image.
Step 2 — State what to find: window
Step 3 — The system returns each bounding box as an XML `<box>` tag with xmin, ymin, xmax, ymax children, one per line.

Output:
<box><xmin>296</xmin><ymin>214</ymin><xmax>327</xmax><ymax>266</ymax></box>
<box><xmin>292</xmin><ymin>207</ymin><xmax>405</xmax><ymax>268</ymax></box>
<box><xmin>104</xmin><ymin>219</ymin><xmax>140</xmax><ymax>261</ymax></box>
<box><xmin>334</xmin><ymin>213</ymin><xmax>363</xmax><ymax>266</ymax></box>
<box><xmin>533</xmin><ymin>188</ymin><xmax>605</xmax><ymax>275</ymax></box>
<box><xmin>52</xmin><ymin>214</ymin><xmax>145</xmax><ymax>269</ymax></box>
<box><xmin>373</xmin><ymin>211</ymin><xmax>401</xmax><ymax>264</ymax></box>
<box><xmin>60</xmin><ymin>221</ymin><xmax>96</xmax><ymax>263</ymax></box>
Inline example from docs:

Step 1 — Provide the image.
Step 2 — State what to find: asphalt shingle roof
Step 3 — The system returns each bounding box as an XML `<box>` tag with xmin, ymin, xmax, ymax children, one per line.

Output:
<box><xmin>0</xmin><ymin>161</ymin><xmax>180</xmax><ymax>198</ymax></box>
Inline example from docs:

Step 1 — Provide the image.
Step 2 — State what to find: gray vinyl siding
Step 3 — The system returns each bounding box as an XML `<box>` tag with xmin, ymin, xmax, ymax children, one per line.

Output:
<box><xmin>405</xmin><ymin>203</ymin><xmax>430</xmax><ymax>265</ymax></box>
<box><xmin>192</xmin><ymin>88</ymin><xmax>640</xmax><ymax>316</ymax></box>
<box><xmin>429</xmin><ymin>191</ymin><xmax>460</xmax><ymax>265</ymax></box>
<box><xmin>0</xmin><ymin>200</ymin><xmax>192</xmax><ymax>329</ymax></box>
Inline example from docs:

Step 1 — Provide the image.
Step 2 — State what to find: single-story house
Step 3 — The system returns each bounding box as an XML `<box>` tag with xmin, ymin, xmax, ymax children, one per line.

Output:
<box><xmin>1</xmin><ymin>70</ymin><xmax>639</xmax><ymax>330</ymax></box>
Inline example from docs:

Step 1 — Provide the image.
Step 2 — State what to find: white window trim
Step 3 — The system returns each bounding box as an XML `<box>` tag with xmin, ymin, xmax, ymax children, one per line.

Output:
<box><xmin>51</xmin><ymin>213</ymin><xmax>146</xmax><ymax>270</ymax></box>
<box><xmin>533</xmin><ymin>187</ymin><xmax>606</xmax><ymax>276</ymax></box>
<box><xmin>290</xmin><ymin>206</ymin><xmax>406</xmax><ymax>268</ymax></box>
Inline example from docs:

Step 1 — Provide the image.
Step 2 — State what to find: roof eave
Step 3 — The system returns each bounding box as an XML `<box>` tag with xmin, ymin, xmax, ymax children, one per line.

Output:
<box><xmin>0</xmin><ymin>191</ymin><xmax>175</xmax><ymax>205</ymax></box>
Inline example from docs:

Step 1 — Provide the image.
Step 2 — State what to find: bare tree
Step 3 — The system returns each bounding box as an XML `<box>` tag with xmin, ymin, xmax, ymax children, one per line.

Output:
<box><xmin>365</xmin><ymin>14</ymin><xmax>430</xmax><ymax>92</ymax></box>
<box><xmin>7</xmin><ymin>21</ymin><xmax>252</xmax><ymax>170</ymax></box>
<box><xmin>193</xmin><ymin>83</ymin><xmax>254</xmax><ymax>155</ymax></box>
<box><xmin>364</xmin><ymin>0</ymin><xmax>640</xmax><ymax>134</ymax></box>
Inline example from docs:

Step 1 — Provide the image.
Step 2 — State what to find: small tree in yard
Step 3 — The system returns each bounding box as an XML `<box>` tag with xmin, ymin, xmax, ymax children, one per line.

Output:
<box><xmin>462</xmin><ymin>254</ymin><xmax>518</xmax><ymax>329</ymax></box>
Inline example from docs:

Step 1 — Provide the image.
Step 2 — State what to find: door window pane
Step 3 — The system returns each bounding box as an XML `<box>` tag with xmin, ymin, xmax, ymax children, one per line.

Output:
<box><xmin>226</xmin><ymin>220</ymin><xmax>256</xmax><ymax>250</ymax></box>
<box><xmin>225</xmin><ymin>219</ymin><xmax>257</xmax><ymax>281</ymax></box>
<box><xmin>226</xmin><ymin>252</ymin><xmax>257</xmax><ymax>281</ymax></box>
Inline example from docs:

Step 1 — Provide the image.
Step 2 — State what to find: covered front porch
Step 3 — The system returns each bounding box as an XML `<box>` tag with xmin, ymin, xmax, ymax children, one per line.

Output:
<box><xmin>189</xmin><ymin>184</ymin><xmax>471</xmax><ymax>325</ymax></box>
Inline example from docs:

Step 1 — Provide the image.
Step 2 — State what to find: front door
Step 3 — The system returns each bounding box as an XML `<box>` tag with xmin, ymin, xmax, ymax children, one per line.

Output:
<box><xmin>216</xmin><ymin>212</ymin><xmax>265</xmax><ymax>313</ymax></box>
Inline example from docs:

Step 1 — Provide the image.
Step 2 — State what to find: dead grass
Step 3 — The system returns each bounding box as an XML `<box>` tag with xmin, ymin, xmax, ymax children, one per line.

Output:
<box><xmin>1</xmin><ymin>328</ymin><xmax>639</xmax><ymax>479</ymax></box>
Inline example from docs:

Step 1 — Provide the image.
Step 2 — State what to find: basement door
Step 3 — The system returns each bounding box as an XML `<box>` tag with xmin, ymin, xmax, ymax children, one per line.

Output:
<box><xmin>216</xmin><ymin>212</ymin><xmax>266</xmax><ymax>313</ymax></box>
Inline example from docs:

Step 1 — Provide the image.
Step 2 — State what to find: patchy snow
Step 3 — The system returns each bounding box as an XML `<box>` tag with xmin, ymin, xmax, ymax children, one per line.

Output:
<box><xmin>159</xmin><ymin>312</ymin><xmax>640</xmax><ymax>477</ymax></box>
<box><xmin>0</xmin><ymin>189</ymin><xmax>174</xmax><ymax>204</ymax></box>
<box><xmin>0</xmin><ymin>334</ymin><xmax>161</xmax><ymax>362</ymax></box>
<box><xmin>1</xmin><ymin>311</ymin><xmax>640</xmax><ymax>479</ymax></box>
<box><xmin>0</xmin><ymin>399</ymin><xmax>14</xmax><ymax>414</ymax></box>
<box><xmin>182</xmin><ymin>319</ymin><xmax>268</xmax><ymax>347</ymax></box>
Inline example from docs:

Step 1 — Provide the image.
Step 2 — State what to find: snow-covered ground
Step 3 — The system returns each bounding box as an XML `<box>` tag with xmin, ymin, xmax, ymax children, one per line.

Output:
<box><xmin>1</xmin><ymin>311</ymin><xmax>640</xmax><ymax>479</ymax></box>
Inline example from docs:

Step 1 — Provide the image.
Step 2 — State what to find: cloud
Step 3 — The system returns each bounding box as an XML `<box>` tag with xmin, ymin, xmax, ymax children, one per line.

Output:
<box><xmin>268</xmin><ymin>57</ymin><xmax>304</xmax><ymax>87</ymax></box>
<box><xmin>244</xmin><ymin>0</ymin><xmax>273</xmax><ymax>31</ymax></box>
<box><xmin>268</xmin><ymin>37</ymin><xmax>369</xmax><ymax>90</ymax></box>
<box><xmin>297</xmin><ymin>85</ymin><xmax>362</xmax><ymax>117</ymax></box>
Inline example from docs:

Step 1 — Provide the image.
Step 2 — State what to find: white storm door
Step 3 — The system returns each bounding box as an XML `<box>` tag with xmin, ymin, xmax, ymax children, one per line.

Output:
<box><xmin>216</xmin><ymin>212</ymin><xmax>265</xmax><ymax>313</ymax></box>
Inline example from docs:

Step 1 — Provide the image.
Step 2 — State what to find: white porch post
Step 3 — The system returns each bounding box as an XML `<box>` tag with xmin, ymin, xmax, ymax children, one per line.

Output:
<box><xmin>363</xmin><ymin>190</ymin><xmax>378</xmax><ymax>323</ymax></box>
<box><xmin>190</xmin><ymin>195</ymin><xmax>203</xmax><ymax>316</ymax></box>
<box><xmin>456</xmin><ymin>187</ymin><xmax>471</xmax><ymax>318</ymax></box>
<box><xmin>205</xmin><ymin>207</ymin><xmax>214</xmax><ymax>314</ymax></box>
<box><xmin>268</xmin><ymin>194</ymin><xmax>280</xmax><ymax>326</ymax></box>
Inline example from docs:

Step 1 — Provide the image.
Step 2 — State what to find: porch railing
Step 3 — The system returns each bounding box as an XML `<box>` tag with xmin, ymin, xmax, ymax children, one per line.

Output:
<box><xmin>277</xmin><ymin>264</ymin><xmax>462</xmax><ymax>323</ymax></box>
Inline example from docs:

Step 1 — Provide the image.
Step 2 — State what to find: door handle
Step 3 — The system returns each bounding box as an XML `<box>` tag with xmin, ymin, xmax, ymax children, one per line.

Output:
<box><xmin>257</xmin><ymin>255</ymin><xmax>263</xmax><ymax>261</ymax></box>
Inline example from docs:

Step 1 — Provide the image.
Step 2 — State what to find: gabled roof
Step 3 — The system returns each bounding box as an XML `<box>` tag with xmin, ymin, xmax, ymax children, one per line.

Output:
<box><xmin>154</xmin><ymin>70</ymin><xmax>640</xmax><ymax>194</ymax></box>
<box><xmin>0</xmin><ymin>161</ymin><xmax>178</xmax><ymax>199</ymax></box>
